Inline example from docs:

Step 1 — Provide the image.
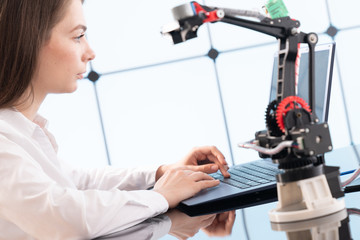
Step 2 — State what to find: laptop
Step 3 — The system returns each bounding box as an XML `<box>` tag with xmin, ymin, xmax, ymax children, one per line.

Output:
<box><xmin>177</xmin><ymin>42</ymin><xmax>336</xmax><ymax>216</ymax></box>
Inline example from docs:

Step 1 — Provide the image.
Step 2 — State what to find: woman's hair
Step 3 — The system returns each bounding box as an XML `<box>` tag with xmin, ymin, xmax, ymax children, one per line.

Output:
<box><xmin>0</xmin><ymin>0</ymin><xmax>82</xmax><ymax>109</ymax></box>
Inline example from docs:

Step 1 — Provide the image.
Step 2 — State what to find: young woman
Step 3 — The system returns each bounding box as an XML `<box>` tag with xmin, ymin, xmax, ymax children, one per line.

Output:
<box><xmin>0</xmin><ymin>0</ymin><xmax>230</xmax><ymax>239</ymax></box>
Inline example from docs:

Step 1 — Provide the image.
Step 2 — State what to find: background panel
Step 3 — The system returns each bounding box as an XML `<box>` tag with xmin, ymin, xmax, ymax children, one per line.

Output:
<box><xmin>327</xmin><ymin>0</ymin><xmax>360</xmax><ymax>29</ymax></box>
<box><xmin>96</xmin><ymin>57</ymin><xmax>231</xmax><ymax>168</ymax></box>
<box><xmin>334</xmin><ymin>29</ymin><xmax>360</xmax><ymax>146</ymax></box>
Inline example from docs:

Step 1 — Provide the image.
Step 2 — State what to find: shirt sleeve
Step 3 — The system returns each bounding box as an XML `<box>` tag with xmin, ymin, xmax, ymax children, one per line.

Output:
<box><xmin>61</xmin><ymin>160</ymin><xmax>159</xmax><ymax>191</ymax></box>
<box><xmin>0</xmin><ymin>137</ymin><xmax>169</xmax><ymax>240</ymax></box>
<box><xmin>99</xmin><ymin>215</ymin><xmax>172</xmax><ymax>240</ymax></box>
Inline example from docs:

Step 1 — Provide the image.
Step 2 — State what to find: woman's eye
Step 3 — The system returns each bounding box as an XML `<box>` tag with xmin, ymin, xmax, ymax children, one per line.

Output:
<box><xmin>75</xmin><ymin>34</ymin><xmax>85</xmax><ymax>41</ymax></box>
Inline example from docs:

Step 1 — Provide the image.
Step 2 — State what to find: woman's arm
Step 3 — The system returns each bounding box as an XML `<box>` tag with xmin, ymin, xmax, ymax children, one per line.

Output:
<box><xmin>62</xmin><ymin>145</ymin><xmax>230</xmax><ymax>191</ymax></box>
<box><xmin>0</xmin><ymin>138</ymin><xmax>168</xmax><ymax>239</ymax></box>
<box><xmin>62</xmin><ymin>162</ymin><xmax>159</xmax><ymax>191</ymax></box>
<box><xmin>0</xmin><ymin>137</ymin><xmax>220</xmax><ymax>239</ymax></box>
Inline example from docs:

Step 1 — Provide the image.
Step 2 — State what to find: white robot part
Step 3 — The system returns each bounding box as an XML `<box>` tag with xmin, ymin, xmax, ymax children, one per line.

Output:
<box><xmin>269</xmin><ymin>174</ymin><xmax>345</xmax><ymax>223</ymax></box>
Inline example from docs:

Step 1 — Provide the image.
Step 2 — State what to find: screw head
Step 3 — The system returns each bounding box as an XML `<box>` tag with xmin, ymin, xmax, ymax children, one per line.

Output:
<box><xmin>308</xmin><ymin>33</ymin><xmax>318</xmax><ymax>44</ymax></box>
<box><xmin>291</xmin><ymin>28</ymin><xmax>299</xmax><ymax>35</ymax></box>
<box><xmin>216</xmin><ymin>10</ymin><xmax>225</xmax><ymax>18</ymax></box>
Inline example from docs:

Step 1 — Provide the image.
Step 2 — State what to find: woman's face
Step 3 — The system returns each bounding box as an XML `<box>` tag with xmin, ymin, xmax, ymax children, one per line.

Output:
<box><xmin>33</xmin><ymin>0</ymin><xmax>95</xmax><ymax>97</ymax></box>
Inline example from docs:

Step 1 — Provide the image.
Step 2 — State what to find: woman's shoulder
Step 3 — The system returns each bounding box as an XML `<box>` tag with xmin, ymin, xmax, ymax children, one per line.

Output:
<box><xmin>0</xmin><ymin>108</ymin><xmax>34</xmax><ymax>139</ymax></box>
<box><xmin>0</xmin><ymin>109</ymin><xmax>17</xmax><ymax>131</ymax></box>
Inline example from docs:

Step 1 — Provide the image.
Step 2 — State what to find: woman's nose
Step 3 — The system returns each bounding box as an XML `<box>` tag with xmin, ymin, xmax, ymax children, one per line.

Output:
<box><xmin>82</xmin><ymin>40</ymin><xmax>96</xmax><ymax>62</ymax></box>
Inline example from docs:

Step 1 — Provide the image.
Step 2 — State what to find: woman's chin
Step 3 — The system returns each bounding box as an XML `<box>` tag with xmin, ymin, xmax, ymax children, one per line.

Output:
<box><xmin>67</xmin><ymin>82</ymin><xmax>79</xmax><ymax>93</ymax></box>
<box><xmin>57</xmin><ymin>84</ymin><xmax>78</xmax><ymax>94</ymax></box>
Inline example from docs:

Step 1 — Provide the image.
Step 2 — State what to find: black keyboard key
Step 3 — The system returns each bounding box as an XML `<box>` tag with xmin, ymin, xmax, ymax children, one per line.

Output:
<box><xmin>238</xmin><ymin>167</ymin><xmax>276</xmax><ymax>181</ymax></box>
<box><xmin>210</xmin><ymin>160</ymin><xmax>281</xmax><ymax>190</ymax></box>
<box><xmin>221</xmin><ymin>178</ymin><xmax>251</xmax><ymax>189</ymax></box>
<box><xmin>232</xmin><ymin>169</ymin><xmax>271</xmax><ymax>184</ymax></box>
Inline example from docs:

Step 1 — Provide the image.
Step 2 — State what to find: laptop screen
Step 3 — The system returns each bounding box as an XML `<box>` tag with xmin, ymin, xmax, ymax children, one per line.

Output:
<box><xmin>269</xmin><ymin>43</ymin><xmax>336</xmax><ymax>122</ymax></box>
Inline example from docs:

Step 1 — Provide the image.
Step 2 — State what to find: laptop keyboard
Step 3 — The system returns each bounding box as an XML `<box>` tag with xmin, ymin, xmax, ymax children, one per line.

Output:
<box><xmin>210</xmin><ymin>160</ymin><xmax>283</xmax><ymax>189</ymax></box>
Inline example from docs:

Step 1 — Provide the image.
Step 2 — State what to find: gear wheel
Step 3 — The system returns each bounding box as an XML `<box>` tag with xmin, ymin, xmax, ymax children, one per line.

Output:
<box><xmin>276</xmin><ymin>96</ymin><xmax>311</xmax><ymax>132</ymax></box>
<box><xmin>265</xmin><ymin>100</ymin><xmax>283</xmax><ymax>136</ymax></box>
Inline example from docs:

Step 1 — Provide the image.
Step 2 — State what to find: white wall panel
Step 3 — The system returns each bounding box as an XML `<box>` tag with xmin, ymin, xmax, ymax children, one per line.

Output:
<box><xmin>335</xmin><ymin>30</ymin><xmax>360</xmax><ymax>145</ymax></box>
<box><xmin>96</xmin><ymin>58</ymin><xmax>230</xmax><ymax>168</ymax></box>
<box><xmin>327</xmin><ymin>0</ymin><xmax>360</xmax><ymax>28</ymax></box>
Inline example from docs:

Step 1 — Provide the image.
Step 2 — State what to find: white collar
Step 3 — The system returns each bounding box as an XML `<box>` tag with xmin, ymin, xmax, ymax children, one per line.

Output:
<box><xmin>0</xmin><ymin>108</ymin><xmax>49</xmax><ymax>138</ymax></box>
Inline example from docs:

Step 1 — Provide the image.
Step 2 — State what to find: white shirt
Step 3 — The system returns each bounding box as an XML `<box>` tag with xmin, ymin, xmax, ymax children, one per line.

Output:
<box><xmin>0</xmin><ymin>108</ymin><xmax>169</xmax><ymax>240</ymax></box>
<box><xmin>98</xmin><ymin>215</ymin><xmax>171</xmax><ymax>240</ymax></box>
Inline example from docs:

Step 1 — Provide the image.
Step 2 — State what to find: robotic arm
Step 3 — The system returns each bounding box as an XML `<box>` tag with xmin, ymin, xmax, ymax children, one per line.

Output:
<box><xmin>162</xmin><ymin>1</ymin><xmax>331</xmax><ymax>174</ymax></box>
<box><xmin>162</xmin><ymin>1</ymin><xmax>345</xmax><ymax>224</ymax></box>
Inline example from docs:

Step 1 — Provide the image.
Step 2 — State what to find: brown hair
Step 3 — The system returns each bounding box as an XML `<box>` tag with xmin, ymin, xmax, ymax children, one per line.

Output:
<box><xmin>0</xmin><ymin>0</ymin><xmax>81</xmax><ymax>109</ymax></box>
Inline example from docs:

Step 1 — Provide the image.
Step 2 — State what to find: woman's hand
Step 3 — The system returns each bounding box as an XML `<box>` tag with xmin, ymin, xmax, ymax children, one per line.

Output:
<box><xmin>202</xmin><ymin>210</ymin><xmax>236</xmax><ymax>237</ymax></box>
<box><xmin>153</xmin><ymin>168</ymin><xmax>220</xmax><ymax>208</ymax></box>
<box><xmin>156</xmin><ymin>146</ymin><xmax>230</xmax><ymax>180</ymax></box>
<box><xmin>167</xmin><ymin>209</ymin><xmax>216</xmax><ymax>240</ymax></box>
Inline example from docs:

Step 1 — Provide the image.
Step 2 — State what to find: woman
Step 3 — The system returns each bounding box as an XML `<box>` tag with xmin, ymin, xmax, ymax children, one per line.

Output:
<box><xmin>0</xmin><ymin>0</ymin><xmax>230</xmax><ymax>239</ymax></box>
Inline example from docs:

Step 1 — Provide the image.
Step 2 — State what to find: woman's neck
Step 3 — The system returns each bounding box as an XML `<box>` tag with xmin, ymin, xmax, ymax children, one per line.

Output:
<box><xmin>18</xmin><ymin>104</ymin><xmax>40</xmax><ymax>121</ymax></box>
<box><xmin>15</xmin><ymin>90</ymin><xmax>45</xmax><ymax>121</ymax></box>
